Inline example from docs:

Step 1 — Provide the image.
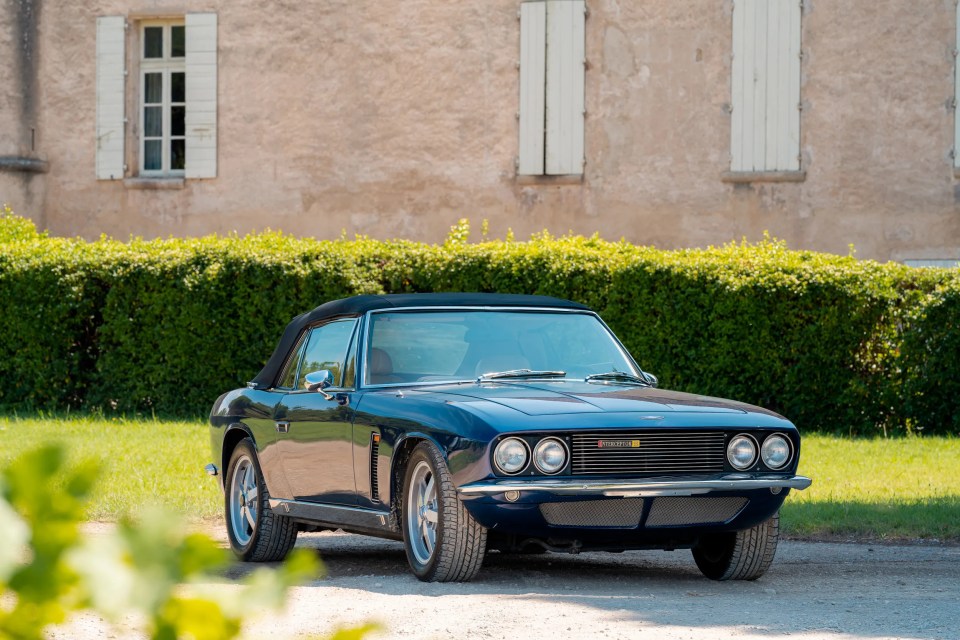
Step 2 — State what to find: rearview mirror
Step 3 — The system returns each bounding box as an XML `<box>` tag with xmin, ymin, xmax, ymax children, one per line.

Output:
<box><xmin>642</xmin><ymin>372</ymin><xmax>658</xmax><ymax>388</ymax></box>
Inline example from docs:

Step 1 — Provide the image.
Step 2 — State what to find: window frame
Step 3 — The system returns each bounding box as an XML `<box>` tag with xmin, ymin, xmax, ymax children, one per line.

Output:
<box><xmin>276</xmin><ymin>332</ymin><xmax>310</xmax><ymax>391</ymax></box>
<box><xmin>276</xmin><ymin>318</ymin><xmax>360</xmax><ymax>392</ymax></box>
<box><xmin>138</xmin><ymin>20</ymin><xmax>186</xmax><ymax>177</ymax></box>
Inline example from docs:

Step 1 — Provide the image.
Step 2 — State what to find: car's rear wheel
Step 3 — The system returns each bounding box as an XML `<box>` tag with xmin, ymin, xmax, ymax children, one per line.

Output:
<box><xmin>692</xmin><ymin>512</ymin><xmax>779</xmax><ymax>581</ymax></box>
<box><xmin>402</xmin><ymin>441</ymin><xmax>487</xmax><ymax>582</ymax></box>
<box><xmin>225</xmin><ymin>438</ymin><xmax>298</xmax><ymax>562</ymax></box>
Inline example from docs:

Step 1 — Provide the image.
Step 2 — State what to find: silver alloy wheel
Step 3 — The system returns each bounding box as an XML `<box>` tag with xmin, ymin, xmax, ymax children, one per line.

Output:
<box><xmin>406</xmin><ymin>459</ymin><xmax>439</xmax><ymax>565</ymax></box>
<box><xmin>228</xmin><ymin>454</ymin><xmax>259</xmax><ymax>546</ymax></box>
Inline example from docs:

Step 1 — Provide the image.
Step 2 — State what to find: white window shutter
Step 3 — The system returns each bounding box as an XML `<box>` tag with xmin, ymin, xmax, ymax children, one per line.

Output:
<box><xmin>731</xmin><ymin>0</ymin><xmax>801</xmax><ymax>172</ymax></box>
<box><xmin>518</xmin><ymin>1</ymin><xmax>547</xmax><ymax>176</ymax></box>
<box><xmin>185</xmin><ymin>13</ymin><xmax>217</xmax><ymax>179</ymax></box>
<box><xmin>96</xmin><ymin>16</ymin><xmax>125</xmax><ymax>180</ymax></box>
<box><xmin>545</xmin><ymin>0</ymin><xmax>585</xmax><ymax>176</ymax></box>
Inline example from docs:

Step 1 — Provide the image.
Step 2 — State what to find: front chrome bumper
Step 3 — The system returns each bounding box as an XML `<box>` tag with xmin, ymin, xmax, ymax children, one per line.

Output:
<box><xmin>458</xmin><ymin>473</ymin><xmax>812</xmax><ymax>498</ymax></box>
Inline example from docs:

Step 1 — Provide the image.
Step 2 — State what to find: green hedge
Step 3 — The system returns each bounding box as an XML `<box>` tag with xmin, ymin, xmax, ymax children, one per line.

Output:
<box><xmin>0</xmin><ymin>213</ymin><xmax>956</xmax><ymax>434</ymax></box>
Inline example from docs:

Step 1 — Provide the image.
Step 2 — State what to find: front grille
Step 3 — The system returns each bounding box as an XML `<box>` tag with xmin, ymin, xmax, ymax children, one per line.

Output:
<box><xmin>570</xmin><ymin>431</ymin><xmax>726</xmax><ymax>475</ymax></box>
<box><xmin>540</xmin><ymin>498</ymin><xmax>645</xmax><ymax>528</ymax></box>
<box><xmin>645</xmin><ymin>497</ymin><xmax>748</xmax><ymax>527</ymax></box>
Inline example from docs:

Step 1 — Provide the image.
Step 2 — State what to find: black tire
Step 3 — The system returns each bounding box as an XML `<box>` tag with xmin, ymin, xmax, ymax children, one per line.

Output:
<box><xmin>401</xmin><ymin>441</ymin><xmax>487</xmax><ymax>582</ymax></box>
<box><xmin>224</xmin><ymin>438</ymin><xmax>298</xmax><ymax>562</ymax></box>
<box><xmin>692</xmin><ymin>512</ymin><xmax>780</xmax><ymax>581</ymax></box>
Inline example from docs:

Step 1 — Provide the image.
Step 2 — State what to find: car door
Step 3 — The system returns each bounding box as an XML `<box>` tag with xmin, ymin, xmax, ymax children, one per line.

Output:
<box><xmin>272</xmin><ymin>317</ymin><xmax>360</xmax><ymax>505</ymax></box>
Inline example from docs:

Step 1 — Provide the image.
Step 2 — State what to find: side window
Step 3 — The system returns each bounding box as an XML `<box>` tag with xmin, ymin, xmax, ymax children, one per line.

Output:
<box><xmin>298</xmin><ymin>318</ymin><xmax>358</xmax><ymax>389</ymax></box>
<box><xmin>277</xmin><ymin>332</ymin><xmax>308</xmax><ymax>390</ymax></box>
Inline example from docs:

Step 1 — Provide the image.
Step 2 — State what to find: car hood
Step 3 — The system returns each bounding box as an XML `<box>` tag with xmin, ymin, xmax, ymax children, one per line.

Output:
<box><xmin>407</xmin><ymin>380</ymin><xmax>783</xmax><ymax>418</ymax></box>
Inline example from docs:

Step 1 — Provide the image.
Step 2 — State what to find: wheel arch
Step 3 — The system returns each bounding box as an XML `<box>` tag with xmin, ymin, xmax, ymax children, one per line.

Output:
<box><xmin>390</xmin><ymin>435</ymin><xmax>425</xmax><ymax>519</ymax></box>
<box><xmin>221</xmin><ymin>423</ymin><xmax>256</xmax><ymax>489</ymax></box>
<box><xmin>389</xmin><ymin>433</ymin><xmax>447</xmax><ymax>520</ymax></box>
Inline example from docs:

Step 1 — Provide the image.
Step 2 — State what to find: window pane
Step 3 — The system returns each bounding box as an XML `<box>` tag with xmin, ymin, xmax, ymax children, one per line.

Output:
<box><xmin>144</xmin><ymin>27</ymin><xmax>163</xmax><ymax>58</ymax></box>
<box><xmin>171</xmin><ymin>26</ymin><xmax>185</xmax><ymax>57</ymax></box>
<box><xmin>279</xmin><ymin>335</ymin><xmax>309</xmax><ymax>389</ymax></box>
<box><xmin>171</xmin><ymin>139</ymin><xmax>185</xmax><ymax>170</ymax></box>
<box><xmin>366</xmin><ymin>311</ymin><xmax>637</xmax><ymax>383</ymax></box>
<box><xmin>171</xmin><ymin>106</ymin><xmax>185</xmax><ymax>136</ymax></box>
<box><xmin>298</xmin><ymin>319</ymin><xmax>359</xmax><ymax>389</ymax></box>
<box><xmin>144</xmin><ymin>73</ymin><xmax>162</xmax><ymax>104</ymax></box>
<box><xmin>171</xmin><ymin>72</ymin><xmax>185</xmax><ymax>103</ymax></box>
<box><xmin>144</xmin><ymin>106</ymin><xmax>162</xmax><ymax>137</ymax></box>
<box><xmin>144</xmin><ymin>140</ymin><xmax>162</xmax><ymax>170</ymax></box>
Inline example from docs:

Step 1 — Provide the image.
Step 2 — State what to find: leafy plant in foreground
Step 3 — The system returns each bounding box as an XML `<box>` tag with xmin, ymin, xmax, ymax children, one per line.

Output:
<box><xmin>0</xmin><ymin>445</ymin><xmax>376</xmax><ymax>639</ymax></box>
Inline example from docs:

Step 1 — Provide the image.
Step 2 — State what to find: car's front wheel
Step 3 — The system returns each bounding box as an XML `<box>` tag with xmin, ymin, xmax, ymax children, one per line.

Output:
<box><xmin>691</xmin><ymin>512</ymin><xmax>780</xmax><ymax>581</ymax></box>
<box><xmin>402</xmin><ymin>441</ymin><xmax>487</xmax><ymax>582</ymax></box>
<box><xmin>225</xmin><ymin>438</ymin><xmax>298</xmax><ymax>562</ymax></box>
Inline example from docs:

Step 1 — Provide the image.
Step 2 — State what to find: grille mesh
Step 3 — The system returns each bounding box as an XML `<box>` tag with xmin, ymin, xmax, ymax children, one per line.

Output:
<box><xmin>645</xmin><ymin>497</ymin><xmax>748</xmax><ymax>527</ymax></box>
<box><xmin>540</xmin><ymin>499</ymin><xmax>645</xmax><ymax>528</ymax></box>
<box><xmin>370</xmin><ymin>438</ymin><xmax>380</xmax><ymax>503</ymax></box>
<box><xmin>570</xmin><ymin>431</ymin><xmax>726</xmax><ymax>475</ymax></box>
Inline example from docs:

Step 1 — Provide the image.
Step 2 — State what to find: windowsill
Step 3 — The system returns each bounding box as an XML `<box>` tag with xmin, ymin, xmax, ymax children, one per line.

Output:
<box><xmin>123</xmin><ymin>177</ymin><xmax>185</xmax><ymax>190</ymax></box>
<box><xmin>721</xmin><ymin>170</ymin><xmax>806</xmax><ymax>184</ymax></box>
<box><xmin>0</xmin><ymin>156</ymin><xmax>49</xmax><ymax>174</ymax></box>
<box><xmin>516</xmin><ymin>174</ymin><xmax>584</xmax><ymax>185</ymax></box>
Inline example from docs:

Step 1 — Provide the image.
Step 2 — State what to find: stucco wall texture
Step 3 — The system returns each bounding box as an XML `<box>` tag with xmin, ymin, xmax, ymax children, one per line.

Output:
<box><xmin>2</xmin><ymin>0</ymin><xmax>960</xmax><ymax>262</ymax></box>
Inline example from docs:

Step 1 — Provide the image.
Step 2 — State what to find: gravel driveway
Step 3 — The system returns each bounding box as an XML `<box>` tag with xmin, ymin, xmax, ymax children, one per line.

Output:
<box><xmin>59</xmin><ymin>529</ymin><xmax>960</xmax><ymax>640</ymax></box>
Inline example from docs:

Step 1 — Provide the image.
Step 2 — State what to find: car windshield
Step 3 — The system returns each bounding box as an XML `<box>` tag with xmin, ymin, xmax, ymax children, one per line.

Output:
<box><xmin>364</xmin><ymin>310</ymin><xmax>639</xmax><ymax>386</ymax></box>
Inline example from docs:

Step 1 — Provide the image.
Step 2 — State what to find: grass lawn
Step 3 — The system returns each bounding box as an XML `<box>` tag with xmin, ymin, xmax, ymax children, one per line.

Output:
<box><xmin>0</xmin><ymin>414</ymin><xmax>221</xmax><ymax>520</ymax></box>
<box><xmin>784</xmin><ymin>434</ymin><xmax>960</xmax><ymax>542</ymax></box>
<box><xmin>1</xmin><ymin>415</ymin><xmax>958</xmax><ymax>541</ymax></box>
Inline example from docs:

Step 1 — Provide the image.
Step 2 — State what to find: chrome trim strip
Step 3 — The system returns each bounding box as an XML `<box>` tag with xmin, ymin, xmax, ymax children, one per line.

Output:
<box><xmin>267</xmin><ymin>498</ymin><xmax>395</xmax><ymax>532</ymax></box>
<box><xmin>457</xmin><ymin>474</ymin><xmax>813</xmax><ymax>497</ymax></box>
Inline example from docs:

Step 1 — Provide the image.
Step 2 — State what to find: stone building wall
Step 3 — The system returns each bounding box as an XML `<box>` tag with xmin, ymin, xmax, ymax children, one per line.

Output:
<box><xmin>2</xmin><ymin>0</ymin><xmax>959</xmax><ymax>262</ymax></box>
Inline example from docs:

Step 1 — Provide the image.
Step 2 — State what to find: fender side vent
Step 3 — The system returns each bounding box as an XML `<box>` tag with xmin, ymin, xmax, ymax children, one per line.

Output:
<box><xmin>370</xmin><ymin>432</ymin><xmax>381</xmax><ymax>503</ymax></box>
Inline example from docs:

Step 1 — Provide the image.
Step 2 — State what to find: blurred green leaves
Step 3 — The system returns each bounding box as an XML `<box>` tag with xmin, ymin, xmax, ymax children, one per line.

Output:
<box><xmin>0</xmin><ymin>444</ymin><xmax>371</xmax><ymax>640</ymax></box>
<box><xmin>0</xmin><ymin>445</ymin><xmax>92</xmax><ymax>638</ymax></box>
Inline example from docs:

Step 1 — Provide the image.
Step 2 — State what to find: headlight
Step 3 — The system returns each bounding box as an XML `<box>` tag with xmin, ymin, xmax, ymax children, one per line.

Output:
<box><xmin>533</xmin><ymin>437</ymin><xmax>568</xmax><ymax>474</ymax></box>
<box><xmin>727</xmin><ymin>434</ymin><xmax>758</xmax><ymax>470</ymax></box>
<box><xmin>494</xmin><ymin>437</ymin><xmax>529</xmax><ymax>474</ymax></box>
<box><xmin>761</xmin><ymin>434</ymin><xmax>792</xmax><ymax>470</ymax></box>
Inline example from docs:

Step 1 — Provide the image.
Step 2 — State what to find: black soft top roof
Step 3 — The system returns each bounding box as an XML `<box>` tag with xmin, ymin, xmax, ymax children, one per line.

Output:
<box><xmin>249</xmin><ymin>293</ymin><xmax>590</xmax><ymax>389</ymax></box>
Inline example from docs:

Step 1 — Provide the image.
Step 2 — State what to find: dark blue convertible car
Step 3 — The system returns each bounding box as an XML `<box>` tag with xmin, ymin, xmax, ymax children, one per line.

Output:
<box><xmin>207</xmin><ymin>293</ymin><xmax>811</xmax><ymax>582</ymax></box>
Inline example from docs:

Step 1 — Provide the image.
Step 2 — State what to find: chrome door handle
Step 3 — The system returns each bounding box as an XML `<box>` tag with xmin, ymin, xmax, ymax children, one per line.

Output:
<box><xmin>275</xmin><ymin>421</ymin><xmax>290</xmax><ymax>434</ymax></box>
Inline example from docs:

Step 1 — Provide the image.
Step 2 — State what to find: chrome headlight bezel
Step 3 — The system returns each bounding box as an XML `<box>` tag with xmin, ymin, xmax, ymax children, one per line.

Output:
<box><xmin>727</xmin><ymin>434</ymin><xmax>759</xmax><ymax>470</ymax></box>
<box><xmin>494</xmin><ymin>437</ymin><xmax>530</xmax><ymax>475</ymax></box>
<box><xmin>760</xmin><ymin>433</ymin><xmax>793</xmax><ymax>470</ymax></box>
<box><xmin>532</xmin><ymin>437</ymin><xmax>569</xmax><ymax>475</ymax></box>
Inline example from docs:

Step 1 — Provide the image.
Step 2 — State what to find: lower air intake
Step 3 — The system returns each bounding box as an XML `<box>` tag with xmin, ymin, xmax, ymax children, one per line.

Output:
<box><xmin>540</xmin><ymin>498</ymin><xmax>645</xmax><ymax>528</ymax></box>
<box><xmin>645</xmin><ymin>497</ymin><xmax>749</xmax><ymax>527</ymax></box>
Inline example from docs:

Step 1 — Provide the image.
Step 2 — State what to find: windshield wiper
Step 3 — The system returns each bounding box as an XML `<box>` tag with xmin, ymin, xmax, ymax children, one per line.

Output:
<box><xmin>477</xmin><ymin>369</ymin><xmax>566</xmax><ymax>381</ymax></box>
<box><xmin>585</xmin><ymin>371</ymin><xmax>651</xmax><ymax>386</ymax></box>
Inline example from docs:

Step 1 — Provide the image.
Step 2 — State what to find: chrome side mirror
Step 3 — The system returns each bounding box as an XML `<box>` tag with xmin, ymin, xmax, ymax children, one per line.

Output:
<box><xmin>304</xmin><ymin>370</ymin><xmax>335</xmax><ymax>400</ymax></box>
<box><xmin>642</xmin><ymin>372</ymin><xmax>658</xmax><ymax>388</ymax></box>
